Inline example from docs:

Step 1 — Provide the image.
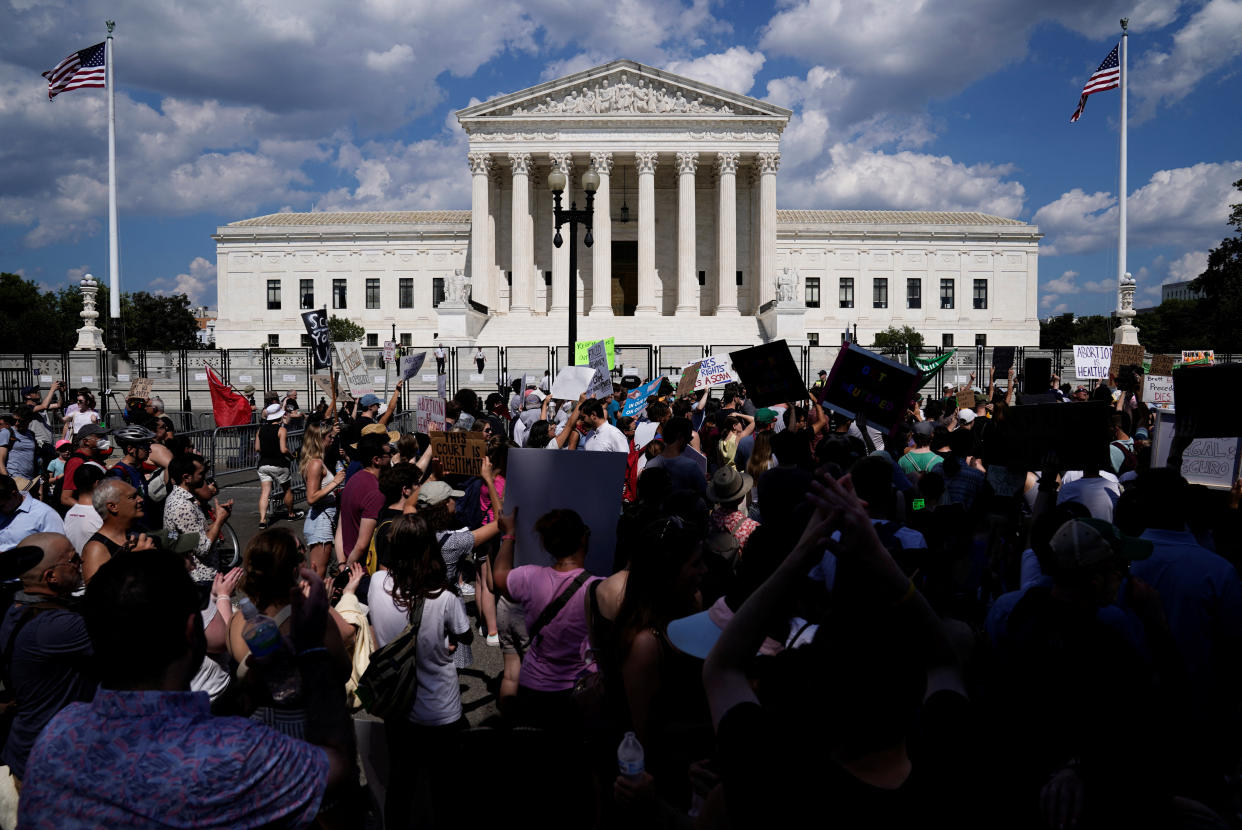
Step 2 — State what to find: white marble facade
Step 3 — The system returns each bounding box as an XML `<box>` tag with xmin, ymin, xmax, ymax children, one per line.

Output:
<box><xmin>214</xmin><ymin>60</ymin><xmax>1041</xmax><ymax>349</ymax></box>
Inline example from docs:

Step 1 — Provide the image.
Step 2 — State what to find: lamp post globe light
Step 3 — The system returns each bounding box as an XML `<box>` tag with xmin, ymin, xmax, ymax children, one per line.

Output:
<box><xmin>549</xmin><ymin>167</ymin><xmax>598</xmax><ymax>361</ymax></box>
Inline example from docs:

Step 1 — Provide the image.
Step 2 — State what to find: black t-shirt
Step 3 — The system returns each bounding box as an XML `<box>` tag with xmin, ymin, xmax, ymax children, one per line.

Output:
<box><xmin>343</xmin><ymin>415</ymin><xmax>376</xmax><ymax>462</ymax></box>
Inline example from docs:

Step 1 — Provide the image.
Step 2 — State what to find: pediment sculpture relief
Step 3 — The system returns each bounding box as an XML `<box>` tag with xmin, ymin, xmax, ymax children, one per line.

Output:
<box><xmin>508</xmin><ymin>73</ymin><xmax>734</xmax><ymax>116</ymax></box>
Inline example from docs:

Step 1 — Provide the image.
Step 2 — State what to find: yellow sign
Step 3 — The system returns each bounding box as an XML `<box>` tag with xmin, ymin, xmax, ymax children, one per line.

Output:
<box><xmin>574</xmin><ymin>337</ymin><xmax>616</xmax><ymax>370</ymax></box>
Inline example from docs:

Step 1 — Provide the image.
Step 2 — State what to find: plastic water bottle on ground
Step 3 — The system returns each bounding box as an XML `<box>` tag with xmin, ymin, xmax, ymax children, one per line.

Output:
<box><xmin>617</xmin><ymin>731</ymin><xmax>645</xmax><ymax>780</ymax></box>
<box><xmin>237</xmin><ymin>596</ymin><xmax>302</xmax><ymax>703</ymax></box>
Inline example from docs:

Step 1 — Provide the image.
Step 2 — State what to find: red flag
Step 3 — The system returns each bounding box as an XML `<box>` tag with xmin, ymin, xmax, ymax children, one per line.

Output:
<box><xmin>206</xmin><ymin>366</ymin><xmax>253</xmax><ymax>427</ymax></box>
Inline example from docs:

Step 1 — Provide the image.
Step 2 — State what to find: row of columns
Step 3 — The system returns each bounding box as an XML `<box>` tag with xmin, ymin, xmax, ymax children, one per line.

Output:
<box><xmin>468</xmin><ymin>149</ymin><xmax>780</xmax><ymax>317</ymax></box>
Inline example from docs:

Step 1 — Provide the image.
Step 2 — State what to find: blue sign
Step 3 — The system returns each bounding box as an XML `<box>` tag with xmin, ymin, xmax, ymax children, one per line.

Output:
<box><xmin>621</xmin><ymin>377</ymin><xmax>664</xmax><ymax>417</ymax></box>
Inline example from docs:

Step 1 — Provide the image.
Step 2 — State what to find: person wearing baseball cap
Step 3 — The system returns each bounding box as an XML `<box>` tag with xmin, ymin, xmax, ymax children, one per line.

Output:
<box><xmin>57</xmin><ymin>425</ymin><xmax>110</xmax><ymax>511</ymax></box>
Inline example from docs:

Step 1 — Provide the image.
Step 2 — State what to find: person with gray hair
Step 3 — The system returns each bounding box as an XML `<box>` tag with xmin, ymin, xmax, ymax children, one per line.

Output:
<box><xmin>147</xmin><ymin>397</ymin><xmax>165</xmax><ymax>415</ymax></box>
<box><xmin>82</xmin><ymin>478</ymin><xmax>152</xmax><ymax>584</ymax></box>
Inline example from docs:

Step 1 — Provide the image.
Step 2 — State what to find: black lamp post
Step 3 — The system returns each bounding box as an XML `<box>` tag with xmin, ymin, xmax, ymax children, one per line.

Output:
<box><xmin>549</xmin><ymin>166</ymin><xmax>599</xmax><ymax>362</ymax></box>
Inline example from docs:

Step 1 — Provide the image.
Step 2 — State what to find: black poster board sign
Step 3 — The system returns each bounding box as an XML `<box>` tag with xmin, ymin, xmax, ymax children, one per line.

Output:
<box><xmin>992</xmin><ymin>346</ymin><xmax>1015</xmax><ymax>375</ymax></box>
<box><xmin>300</xmin><ymin>309</ymin><xmax>332</xmax><ymax>370</ymax></box>
<box><xmin>728</xmin><ymin>340</ymin><xmax>807</xmax><ymax>408</ymax></box>
<box><xmin>1023</xmin><ymin>357</ymin><xmax>1052</xmax><ymax>395</ymax></box>
<box><xmin>818</xmin><ymin>342</ymin><xmax>921</xmax><ymax>430</ymax></box>
<box><xmin>1174</xmin><ymin>364</ymin><xmax>1242</xmax><ymax>439</ymax></box>
<box><xmin>1004</xmin><ymin>400</ymin><xmax>1112</xmax><ymax>470</ymax></box>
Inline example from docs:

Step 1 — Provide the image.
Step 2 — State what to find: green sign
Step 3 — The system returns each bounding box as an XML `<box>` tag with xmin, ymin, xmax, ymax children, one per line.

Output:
<box><xmin>574</xmin><ymin>337</ymin><xmax>616</xmax><ymax>370</ymax></box>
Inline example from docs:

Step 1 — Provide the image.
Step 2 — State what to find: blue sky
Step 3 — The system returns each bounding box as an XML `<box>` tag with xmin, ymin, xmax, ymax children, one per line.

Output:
<box><xmin>2</xmin><ymin>0</ymin><xmax>1240</xmax><ymax>319</ymax></box>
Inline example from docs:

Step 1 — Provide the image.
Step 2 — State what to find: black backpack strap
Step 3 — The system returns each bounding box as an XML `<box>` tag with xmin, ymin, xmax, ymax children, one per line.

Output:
<box><xmin>527</xmin><ymin>571</ymin><xmax>590</xmax><ymax>646</ymax></box>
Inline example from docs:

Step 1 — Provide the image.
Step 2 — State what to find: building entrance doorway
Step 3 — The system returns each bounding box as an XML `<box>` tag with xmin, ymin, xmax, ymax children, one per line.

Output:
<box><xmin>611</xmin><ymin>241</ymin><xmax>637</xmax><ymax>316</ymax></box>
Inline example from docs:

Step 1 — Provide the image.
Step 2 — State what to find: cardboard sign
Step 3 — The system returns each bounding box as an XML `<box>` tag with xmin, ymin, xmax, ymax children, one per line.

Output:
<box><xmin>675</xmin><ymin>362</ymin><xmax>700</xmax><ymax>398</ymax></box>
<box><xmin>300</xmin><ymin>309</ymin><xmax>332</xmax><ymax>370</ymax></box>
<box><xmin>1182</xmin><ymin>350</ymin><xmax>1214</xmax><ymax>366</ymax></box>
<box><xmin>691</xmin><ymin>355</ymin><xmax>736</xmax><ymax>390</ymax></box>
<box><xmin>622</xmin><ymin>377</ymin><xmax>665</xmax><ymax>417</ymax></box>
<box><xmin>504</xmin><ymin>447</ymin><xmax>628</xmax><ymax>574</ymax></box>
<box><xmin>334</xmin><ymin>341</ymin><xmax>373</xmax><ymax>397</ymax></box>
<box><xmin>1073</xmin><ymin>345</ymin><xmax>1112</xmax><ymax>380</ymax></box>
<box><xmin>313</xmin><ymin>374</ymin><xmax>348</xmax><ymax>401</ymax></box>
<box><xmin>1110</xmin><ymin>343</ymin><xmax>1145</xmax><ymax>375</ymax></box>
<box><xmin>1004</xmin><ymin>400</ymin><xmax>1113</xmax><ymax>471</ymax></box>
<box><xmin>956</xmin><ymin>386</ymin><xmax>976</xmax><ymax>410</ymax></box>
<box><xmin>819</xmin><ymin>342</ymin><xmax>922</xmax><ymax>430</ymax></box>
<box><xmin>414</xmin><ymin>396</ymin><xmax>446</xmax><ymax>434</ymax></box>
<box><xmin>1174</xmin><ymin>364</ymin><xmax>1242</xmax><ymax>439</ymax></box>
<box><xmin>399</xmin><ymin>352</ymin><xmax>426</xmax><ymax>381</ymax></box>
<box><xmin>1144</xmin><ymin>374</ymin><xmax>1175</xmax><ymax>410</ymax></box>
<box><xmin>127</xmin><ymin>377</ymin><xmax>152</xmax><ymax>400</ymax></box>
<box><xmin>574</xmin><ymin>337</ymin><xmax>616</xmax><ymax>370</ymax></box>
<box><xmin>992</xmin><ymin>346</ymin><xmax>1015</xmax><ymax>375</ymax></box>
<box><xmin>585</xmin><ymin>341</ymin><xmax>612</xmax><ymax>400</ymax></box>
<box><xmin>729</xmin><ymin>341</ymin><xmax>807</xmax><ymax>408</ymax></box>
<box><xmin>430</xmin><ymin>430</ymin><xmax>487</xmax><ymax>477</ymax></box>
<box><xmin>550</xmin><ymin>366</ymin><xmax>597</xmax><ymax>400</ymax></box>
<box><xmin>1150</xmin><ymin>354</ymin><xmax>1176</xmax><ymax>376</ymax></box>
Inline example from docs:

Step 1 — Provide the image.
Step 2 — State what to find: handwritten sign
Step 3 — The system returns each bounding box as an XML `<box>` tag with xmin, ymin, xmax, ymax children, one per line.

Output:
<box><xmin>675</xmin><ymin>362</ymin><xmax>700</xmax><ymax>398</ymax></box>
<box><xmin>1181</xmin><ymin>439</ymin><xmax>1241</xmax><ymax>488</ymax></box>
<box><xmin>1109</xmin><ymin>343</ymin><xmax>1145</xmax><ymax>375</ymax></box>
<box><xmin>1182</xmin><ymin>350</ymin><xmax>1214</xmax><ymax>366</ymax></box>
<box><xmin>1144</xmin><ymin>374</ymin><xmax>1174</xmax><ymax>410</ymax></box>
<box><xmin>399</xmin><ymin>352</ymin><xmax>426</xmax><ymax>381</ymax></box>
<box><xmin>622</xmin><ymin>377</ymin><xmax>665</xmax><ymax>417</ymax></box>
<box><xmin>300</xmin><ymin>309</ymin><xmax>332</xmax><ymax>369</ymax></box>
<box><xmin>430</xmin><ymin>430</ymin><xmax>487</xmax><ymax>476</ymax></box>
<box><xmin>1073</xmin><ymin>345</ymin><xmax>1112</xmax><ymax>380</ymax></box>
<box><xmin>586</xmin><ymin>341</ymin><xmax>612</xmax><ymax>400</ymax></box>
<box><xmin>574</xmin><ymin>337</ymin><xmax>616</xmax><ymax>370</ymax></box>
<box><xmin>127</xmin><ymin>378</ymin><xmax>152</xmax><ymax>400</ymax></box>
<box><xmin>956</xmin><ymin>386</ymin><xmax>976</xmax><ymax>410</ymax></box>
<box><xmin>313</xmin><ymin>374</ymin><xmax>348</xmax><ymax>401</ymax></box>
<box><xmin>334</xmin><ymin>341</ymin><xmax>373</xmax><ymax>397</ymax></box>
<box><xmin>819</xmin><ymin>343</ymin><xmax>921</xmax><ymax>430</ymax></box>
<box><xmin>382</xmin><ymin>341</ymin><xmax>396</xmax><ymax>363</ymax></box>
<box><xmin>414</xmin><ymin>396</ymin><xmax>445</xmax><ymax>434</ymax></box>
<box><xmin>1150</xmin><ymin>354</ymin><xmax>1176</xmax><ymax>376</ymax></box>
<box><xmin>691</xmin><ymin>355</ymin><xmax>736</xmax><ymax>390</ymax></box>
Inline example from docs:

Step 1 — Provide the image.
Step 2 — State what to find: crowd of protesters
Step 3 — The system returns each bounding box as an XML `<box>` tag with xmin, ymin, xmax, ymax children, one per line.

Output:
<box><xmin>0</xmin><ymin>356</ymin><xmax>1240</xmax><ymax>830</ymax></box>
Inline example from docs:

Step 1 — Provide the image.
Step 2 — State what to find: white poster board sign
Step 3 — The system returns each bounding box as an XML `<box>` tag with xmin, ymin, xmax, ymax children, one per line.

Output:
<box><xmin>550</xmin><ymin>365</ymin><xmax>597</xmax><ymax>400</ymax></box>
<box><xmin>1151</xmin><ymin>410</ymin><xmax>1242</xmax><ymax>489</ymax></box>
<box><xmin>1073</xmin><ymin>345</ymin><xmax>1112</xmax><ymax>380</ymax></box>
<box><xmin>1144</xmin><ymin>374</ymin><xmax>1175</xmax><ymax>410</ymax></box>
<box><xmin>414</xmin><ymin>396</ymin><xmax>446</xmax><ymax>434</ymax></box>
<box><xmin>505</xmin><ymin>448</ymin><xmax>628</xmax><ymax>575</ymax></box>
<box><xmin>691</xmin><ymin>354</ymin><xmax>737</xmax><ymax>390</ymax></box>
<box><xmin>334</xmin><ymin>341</ymin><xmax>373</xmax><ymax>397</ymax></box>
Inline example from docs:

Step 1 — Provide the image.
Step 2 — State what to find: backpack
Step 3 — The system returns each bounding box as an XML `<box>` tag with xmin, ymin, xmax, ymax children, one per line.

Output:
<box><xmin>366</xmin><ymin>515</ymin><xmax>400</xmax><ymax>576</ymax></box>
<box><xmin>1111</xmin><ymin>440</ymin><xmax>1138</xmax><ymax>475</ymax></box>
<box><xmin>355</xmin><ymin>596</ymin><xmax>425</xmax><ymax>719</ymax></box>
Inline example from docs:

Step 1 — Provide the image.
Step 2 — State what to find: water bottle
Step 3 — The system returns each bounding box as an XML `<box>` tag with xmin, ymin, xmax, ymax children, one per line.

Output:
<box><xmin>237</xmin><ymin>597</ymin><xmax>302</xmax><ymax>703</ymax></box>
<box><xmin>617</xmin><ymin>731</ymin><xmax>645</xmax><ymax>780</ymax></box>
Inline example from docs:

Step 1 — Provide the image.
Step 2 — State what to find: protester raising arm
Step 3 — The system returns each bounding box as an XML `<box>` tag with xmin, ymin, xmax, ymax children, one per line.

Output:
<box><xmin>551</xmin><ymin>394</ymin><xmax>587</xmax><ymax>449</ymax></box>
<box><xmin>377</xmin><ymin>379</ymin><xmax>404</xmax><ymax>428</ymax></box>
<box><xmin>491</xmin><ymin>507</ymin><xmax>517</xmax><ymax>599</ymax></box>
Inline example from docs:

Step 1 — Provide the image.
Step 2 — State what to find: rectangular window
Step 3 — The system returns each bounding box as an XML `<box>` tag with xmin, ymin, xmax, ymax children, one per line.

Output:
<box><xmin>940</xmin><ymin>278</ymin><xmax>955</xmax><ymax>309</ymax></box>
<box><xmin>399</xmin><ymin>278</ymin><xmax>413</xmax><ymax>309</ymax></box>
<box><xmin>506</xmin><ymin>271</ymin><xmax>512</xmax><ymax>286</ymax></box>
<box><xmin>544</xmin><ymin>270</ymin><xmax>552</xmax><ymax>287</ymax></box>
<box><xmin>805</xmin><ymin>277</ymin><xmax>820</xmax><ymax>308</ymax></box>
<box><xmin>399</xmin><ymin>333</ymin><xmax>411</xmax><ymax>347</ymax></box>
<box><xmin>366</xmin><ymin>333</ymin><xmax>378</xmax><ymax>348</ymax></box>
<box><xmin>839</xmin><ymin>277</ymin><xmax>854</xmax><ymax>309</ymax></box>
<box><xmin>942</xmin><ymin>333</ymin><xmax>954</xmax><ymax>348</ymax></box>
<box><xmin>973</xmin><ymin>278</ymin><xmax>988</xmax><ymax>310</ymax></box>
<box><xmin>332</xmin><ymin>278</ymin><xmax>347</xmax><ymax>309</ymax></box>
<box><xmin>736</xmin><ymin>271</ymin><xmax>744</xmax><ymax>287</ymax></box>
<box><xmin>697</xmin><ymin>270</ymin><xmax>706</xmax><ymax>287</ymax></box>
<box><xmin>300</xmin><ymin>334</ymin><xmax>311</xmax><ymax>348</ymax></box>
<box><xmin>366</xmin><ymin>278</ymin><xmax>380</xmax><ymax>309</ymax></box>
<box><xmin>267</xmin><ymin>333</ymin><xmax>279</xmax><ymax>347</ymax></box>
<box><xmin>432</xmin><ymin>277</ymin><xmax>445</xmax><ymax>308</ymax></box>
<box><xmin>266</xmin><ymin>279</ymin><xmax>281</xmax><ymax>310</ymax></box>
<box><xmin>975</xmin><ymin>334</ymin><xmax>987</xmax><ymax>347</ymax></box>
<box><xmin>807</xmin><ymin>332</ymin><xmax>820</xmax><ymax>346</ymax></box>
<box><xmin>906</xmin><ymin>278</ymin><xmax>921</xmax><ymax>309</ymax></box>
<box><xmin>299</xmin><ymin>279</ymin><xmax>314</xmax><ymax>310</ymax></box>
<box><xmin>873</xmin><ymin>277</ymin><xmax>888</xmax><ymax>309</ymax></box>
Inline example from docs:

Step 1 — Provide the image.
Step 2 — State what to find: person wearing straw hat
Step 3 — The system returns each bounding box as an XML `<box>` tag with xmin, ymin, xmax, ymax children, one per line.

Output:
<box><xmin>255</xmin><ymin>403</ymin><xmax>303</xmax><ymax>530</ymax></box>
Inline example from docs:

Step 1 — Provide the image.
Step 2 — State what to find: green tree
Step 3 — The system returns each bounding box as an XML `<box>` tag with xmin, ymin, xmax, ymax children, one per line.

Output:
<box><xmin>328</xmin><ymin>316</ymin><xmax>365</xmax><ymax>343</ymax></box>
<box><xmin>0</xmin><ymin>273</ymin><xmax>69</xmax><ymax>352</ymax></box>
<box><xmin>121</xmin><ymin>291</ymin><xmax>200</xmax><ymax>352</ymax></box>
<box><xmin>1133</xmin><ymin>299</ymin><xmax>1204</xmax><ymax>353</ymax></box>
<box><xmin>1039</xmin><ymin>313</ymin><xmax>1112</xmax><ymax>350</ymax></box>
<box><xmin>1192</xmin><ymin>178</ymin><xmax>1242</xmax><ymax>351</ymax></box>
<box><xmin>872</xmin><ymin>325</ymin><xmax>924</xmax><ymax>354</ymax></box>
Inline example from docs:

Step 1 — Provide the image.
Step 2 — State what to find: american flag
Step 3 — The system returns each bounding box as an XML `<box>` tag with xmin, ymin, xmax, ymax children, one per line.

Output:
<box><xmin>1070</xmin><ymin>43</ymin><xmax>1120</xmax><ymax>123</ymax></box>
<box><xmin>42</xmin><ymin>41</ymin><xmax>107</xmax><ymax>100</ymax></box>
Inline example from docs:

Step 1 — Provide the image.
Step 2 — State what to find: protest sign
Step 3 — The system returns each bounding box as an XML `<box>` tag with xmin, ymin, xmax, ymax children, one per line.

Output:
<box><xmin>382</xmin><ymin>341</ymin><xmax>396</xmax><ymax>363</ymax></box>
<box><xmin>633</xmin><ymin>421</ymin><xmax>659</xmax><ymax>450</ymax></box>
<box><xmin>505</xmin><ymin>448</ymin><xmax>627</xmax><ymax>574</ymax></box>
<box><xmin>1109</xmin><ymin>343</ymin><xmax>1145</xmax><ymax>375</ymax></box>
<box><xmin>675</xmin><ymin>362</ymin><xmax>700</xmax><ymax>398</ymax></box>
<box><xmin>300</xmin><ymin>309</ymin><xmax>333</xmax><ymax>370</ymax></box>
<box><xmin>127</xmin><ymin>377</ymin><xmax>152</xmax><ymax>400</ymax></box>
<box><xmin>430</xmin><ymin>430</ymin><xmax>487</xmax><ymax>477</ymax></box>
<box><xmin>1023</xmin><ymin>357</ymin><xmax>1053</xmax><ymax>395</ymax></box>
<box><xmin>622</xmin><ymin>377</ymin><xmax>664</xmax><ymax>417</ymax></box>
<box><xmin>729</xmin><ymin>341</ymin><xmax>807</xmax><ymax>407</ymax></box>
<box><xmin>992</xmin><ymin>347</ymin><xmax>1015</xmax><ymax>375</ymax></box>
<box><xmin>333</xmin><ymin>341</ymin><xmax>372</xmax><ymax>397</ymax></box>
<box><xmin>414</xmin><ymin>396</ymin><xmax>446</xmax><ymax>434</ymax></box>
<box><xmin>1073</xmin><ymin>345</ymin><xmax>1112</xmax><ymax>380</ymax></box>
<box><xmin>1174</xmin><ymin>363</ymin><xmax>1242</xmax><ymax>439</ymax></box>
<box><xmin>313</xmin><ymin>374</ymin><xmax>348</xmax><ymax>401</ymax></box>
<box><xmin>1182</xmin><ymin>350</ymin><xmax>1214</xmax><ymax>366</ymax></box>
<box><xmin>585</xmin><ymin>341</ymin><xmax>612</xmax><ymax>400</ymax></box>
<box><xmin>550</xmin><ymin>366</ymin><xmax>597</xmax><ymax>400</ymax></box>
<box><xmin>1150</xmin><ymin>354</ymin><xmax>1176</xmax><ymax>376</ymax></box>
<box><xmin>1151</xmin><ymin>410</ymin><xmax>1241</xmax><ymax>489</ymax></box>
<box><xmin>1144</xmin><ymin>374</ymin><xmax>1175</xmax><ymax>410</ymax></box>
<box><xmin>1004</xmin><ymin>400</ymin><xmax>1112</xmax><ymax>471</ymax></box>
<box><xmin>956</xmin><ymin>386</ymin><xmax>976</xmax><ymax>410</ymax></box>
<box><xmin>574</xmin><ymin>337</ymin><xmax>616</xmax><ymax>370</ymax></box>
<box><xmin>437</xmin><ymin>374</ymin><xmax>447</xmax><ymax>399</ymax></box>
<box><xmin>692</xmin><ymin>355</ymin><xmax>736</xmax><ymax>390</ymax></box>
<box><xmin>818</xmin><ymin>342</ymin><xmax>921</xmax><ymax>430</ymax></box>
<box><xmin>399</xmin><ymin>352</ymin><xmax>426</xmax><ymax>381</ymax></box>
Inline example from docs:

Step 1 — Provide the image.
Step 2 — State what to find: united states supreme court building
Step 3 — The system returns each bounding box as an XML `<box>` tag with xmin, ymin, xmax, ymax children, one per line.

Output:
<box><xmin>214</xmin><ymin>60</ymin><xmax>1041</xmax><ymax>351</ymax></box>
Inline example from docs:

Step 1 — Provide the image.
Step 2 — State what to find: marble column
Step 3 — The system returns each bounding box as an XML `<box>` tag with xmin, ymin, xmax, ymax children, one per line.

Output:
<box><xmin>635</xmin><ymin>151</ymin><xmax>658</xmax><ymax>315</ymax></box>
<box><xmin>715</xmin><ymin>152</ymin><xmax>740</xmax><ymax>316</ymax></box>
<box><xmin>549</xmin><ymin>152</ymin><xmax>572</xmax><ymax>314</ymax></box>
<box><xmin>468</xmin><ymin>152</ymin><xmax>493</xmax><ymax>310</ymax></box>
<box><xmin>589</xmin><ymin>152</ymin><xmax>613</xmax><ymax>316</ymax></box>
<box><xmin>675</xmin><ymin>151</ymin><xmax>698</xmax><ymax>316</ymax></box>
<box><xmin>757</xmin><ymin>152</ymin><xmax>780</xmax><ymax>308</ymax></box>
<box><xmin>508</xmin><ymin>153</ymin><xmax>532</xmax><ymax>314</ymax></box>
<box><xmin>488</xmin><ymin>166</ymin><xmax>503</xmax><ymax>312</ymax></box>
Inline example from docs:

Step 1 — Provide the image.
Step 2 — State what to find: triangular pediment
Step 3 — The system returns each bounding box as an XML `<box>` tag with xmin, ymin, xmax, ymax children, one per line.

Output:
<box><xmin>456</xmin><ymin>59</ymin><xmax>791</xmax><ymax>121</ymax></box>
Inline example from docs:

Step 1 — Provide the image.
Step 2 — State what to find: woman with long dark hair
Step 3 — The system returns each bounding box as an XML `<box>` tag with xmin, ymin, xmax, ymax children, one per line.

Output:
<box><xmin>366</xmin><ymin>514</ymin><xmax>473</xmax><ymax>828</ymax></box>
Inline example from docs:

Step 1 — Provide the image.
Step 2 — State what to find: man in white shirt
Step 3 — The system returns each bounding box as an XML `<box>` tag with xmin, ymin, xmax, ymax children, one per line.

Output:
<box><xmin>579</xmin><ymin>399</ymin><xmax>629</xmax><ymax>453</ymax></box>
<box><xmin>63</xmin><ymin>464</ymin><xmax>106</xmax><ymax>555</ymax></box>
<box><xmin>434</xmin><ymin>343</ymin><xmax>446</xmax><ymax>375</ymax></box>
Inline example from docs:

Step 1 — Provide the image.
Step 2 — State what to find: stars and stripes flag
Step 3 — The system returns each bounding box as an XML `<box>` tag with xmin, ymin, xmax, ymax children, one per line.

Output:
<box><xmin>42</xmin><ymin>41</ymin><xmax>107</xmax><ymax>100</ymax></box>
<box><xmin>1070</xmin><ymin>43</ymin><xmax>1120</xmax><ymax>123</ymax></box>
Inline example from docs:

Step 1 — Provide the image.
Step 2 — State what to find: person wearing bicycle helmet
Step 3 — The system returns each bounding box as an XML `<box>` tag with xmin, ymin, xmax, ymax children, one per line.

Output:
<box><xmin>108</xmin><ymin>425</ymin><xmax>157</xmax><ymax>529</ymax></box>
